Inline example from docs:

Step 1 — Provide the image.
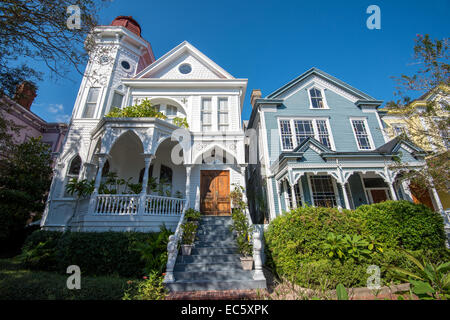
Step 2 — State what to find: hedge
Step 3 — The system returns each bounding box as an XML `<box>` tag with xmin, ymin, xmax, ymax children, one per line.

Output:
<box><xmin>264</xmin><ymin>201</ymin><xmax>448</xmax><ymax>288</ymax></box>
<box><xmin>0</xmin><ymin>259</ymin><xmax>128</xmax><ymax>300</ymax></box>
<box><xmin>355</xmin><ymin>200</ymin><xmax>446</xmax><ymax>251</ymax></box>
<box><xmin>20</xmin><ymin>228</ymin><xmax>172</xmax><ymax>278</ymax></box>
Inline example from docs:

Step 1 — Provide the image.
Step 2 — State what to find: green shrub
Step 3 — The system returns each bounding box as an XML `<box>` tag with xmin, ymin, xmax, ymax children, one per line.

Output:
<box><xmin>122</xmin><ymin>271</ymin><xmax>167</xmax><ymax>300</ymax></box>
<box><xmin>355</xmin><ymin>200</ymin><xmax>446</xmax><ymax>251</ymax></box>
<box><xmin>265</xmin><ymin>202</ymin><xmax>448</xmax><ymax>289</ymax></box>
<box><xmin>0</xmin><ymin>259</ymin><xmax>128</xmax><ymax>300</ymax></box>
<box><xmin>21</xmin><ymin>228</ymin><xmax>172</xmax><ymax>278</ymax></box>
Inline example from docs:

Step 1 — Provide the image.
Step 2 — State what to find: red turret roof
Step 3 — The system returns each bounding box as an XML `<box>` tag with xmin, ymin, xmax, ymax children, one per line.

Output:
<box><xmin>110</xmin><ymin>16</ymin><xmax>141</xmax><ymax>37</ymax></box>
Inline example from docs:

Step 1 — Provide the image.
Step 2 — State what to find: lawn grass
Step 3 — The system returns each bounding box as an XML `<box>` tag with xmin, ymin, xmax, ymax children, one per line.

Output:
<box><xmin>0</xmin><ymin>258</ymin><xmax>130</xmax><ymax>300</ymax></box>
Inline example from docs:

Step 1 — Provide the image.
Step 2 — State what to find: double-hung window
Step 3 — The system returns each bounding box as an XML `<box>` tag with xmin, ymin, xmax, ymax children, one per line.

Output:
<box><xmin>201</xmin><ymin>98</ymin><xmax>212</xmax><ymax>132</ymax></box>
<box><xmin>280</xmin><ymin>120</ymin><xmax>294</xmax><ymax>150</ymax></box>
<box><xmin>351</xmin><ymin>119</ymin><xmax>373</xmax><ymax>150</ymax></box>
<box><xmin>166</xmin><ymin>105</ymin><xmax>178</xmax><ymax>117</ymax></box>
<box><xmin>82</xmin><ymin>87</ymin><xmax>100</xmax><ymax>118</ymax></box>
<box><xmin>218</xmin><ymin>98</ymin><xmax>229</xmax><ymax>132</ymax></box>
<box><xmin>279</xmin><ymin>118</ymin><xmax>333</xmax><ymax>150</ymax></box>
<box><xmin>309</xmin><ymin>88</ymin><xmax>325</xmax><ymax>109</ymax></box>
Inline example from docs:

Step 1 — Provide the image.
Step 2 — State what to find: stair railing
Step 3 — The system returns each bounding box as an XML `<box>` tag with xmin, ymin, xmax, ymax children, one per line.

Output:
<box><xmin>163</xmin><ymin>200</ymin><xmax>189</xmax><ymax>283</ymax></box>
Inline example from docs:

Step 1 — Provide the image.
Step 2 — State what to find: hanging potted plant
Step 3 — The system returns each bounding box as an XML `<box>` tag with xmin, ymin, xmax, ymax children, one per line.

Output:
<box><xmin>180</xmin><ymin>220</ymin><xmax>198</xmax><ymax>255</ymax></box>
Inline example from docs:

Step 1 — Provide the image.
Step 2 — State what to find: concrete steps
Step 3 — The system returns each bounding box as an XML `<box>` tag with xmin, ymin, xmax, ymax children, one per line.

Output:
<box><xmin>165</xmin><ymin>216</ymin><xmax>267</xmax><ymax>292</ymax></box>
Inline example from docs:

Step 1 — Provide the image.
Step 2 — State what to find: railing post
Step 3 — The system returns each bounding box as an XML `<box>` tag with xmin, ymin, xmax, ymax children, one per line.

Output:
<box><xmin>252</xmin><ymin>226</ymin><xmax>266</xmax><ymax>281</ymax></box>
<box><xmin>164</xmin><ymin>235</ymin><xmax>178</xmax><ymax>282</ymax></box>
<box><xmin>88</xmin><ymin>155</ymin><xmax>106</xmax><ymax>215</ymax></box>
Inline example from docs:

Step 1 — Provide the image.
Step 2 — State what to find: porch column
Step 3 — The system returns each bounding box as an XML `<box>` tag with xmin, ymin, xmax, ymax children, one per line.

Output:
<box><xmin>388</xmin><ymin>181</ymin><xmax>398</xmax><ymax>201</ymax></box>
<box><xmin>138</xmin><ymin>154</ymin><xmax>154</xmax><ymax>215</ymax></box>
<box><xmin>340</xmin><ymin>182</ymin><xmax>351</xmax><ymax>209</ymax></box>
<box><xmin>185</xmin><ymin>165</ymin><xmax>192</xmax><ymax>202</ymax></box>
<box><xmin>88</xmin><ymin>155</ymin><xmax>107</xmax><ymax>215</ymax></box>
<box><xmin>290</xmin><ymin>183</ymin><xmax>298</xmax><ymax>209</ymax></box>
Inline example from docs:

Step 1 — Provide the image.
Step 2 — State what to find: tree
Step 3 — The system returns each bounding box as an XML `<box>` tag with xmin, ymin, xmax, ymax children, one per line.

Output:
<box><xmin>0</xmin><ymin>0</ymin><xmax>107</xmax><ymax>97</ymax></box>
<box><xmin>0</xmin><ymin>137</ymin><xmax>53</xmax><ymax>249</ymax></box>
<box><xmin>386</xmin><ymin>35</ymin><xmax>449</xmax><ymax>194</ymax></box>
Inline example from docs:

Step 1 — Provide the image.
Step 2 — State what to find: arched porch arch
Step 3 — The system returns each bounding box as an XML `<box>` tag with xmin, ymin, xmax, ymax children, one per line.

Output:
<box><xmin>193</xmin><ymin>144</ymin><xmax>238</xmax><ymax>165</ymax></box>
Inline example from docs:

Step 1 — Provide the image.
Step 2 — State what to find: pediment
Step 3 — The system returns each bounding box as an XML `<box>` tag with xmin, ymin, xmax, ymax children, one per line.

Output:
<box><xmin>135</xmin><ymin>41</ymin><xmax>234</xmax><ymax>80</ymax></box>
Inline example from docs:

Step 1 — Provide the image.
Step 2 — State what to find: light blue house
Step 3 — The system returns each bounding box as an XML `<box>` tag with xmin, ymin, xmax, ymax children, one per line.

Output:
<box><xmin>245</xmin><ymin>68</ymin><xmax>440</xmax><ymax>223</ymax></box>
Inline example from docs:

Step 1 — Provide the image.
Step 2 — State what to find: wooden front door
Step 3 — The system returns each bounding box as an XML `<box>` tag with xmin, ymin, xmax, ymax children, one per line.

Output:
<box><xmin>370</xmin><ymin>189</ymin><xmax>388</xmax><ymax>203</ymax></box>
<box><xmin>200</xmin><ymin>170</ymin><xmax>231</xmax><ymax>216</ymax></box>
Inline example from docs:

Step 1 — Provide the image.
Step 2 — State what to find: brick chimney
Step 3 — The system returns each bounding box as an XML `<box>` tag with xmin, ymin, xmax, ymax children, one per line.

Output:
<box><xmin>14</xmin><ymin>81</ymin><xmax>37</xmax><ymax>110</ymax></box>
<box><xmin>250</xmin><ymin>89</ymin><xmax>262</xmax><ymax>109</ymax></box>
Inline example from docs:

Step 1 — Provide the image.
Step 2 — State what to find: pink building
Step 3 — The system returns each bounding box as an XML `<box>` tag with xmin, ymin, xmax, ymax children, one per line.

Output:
<box><xmin>0</xmin><ymin>82</ymin><xmax>68</xmax><ymax>163</ymax></box>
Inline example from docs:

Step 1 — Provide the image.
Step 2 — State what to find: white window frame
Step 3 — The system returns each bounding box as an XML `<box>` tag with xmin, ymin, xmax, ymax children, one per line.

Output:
<box><xmin>201</xmin><ymin>97</ymin><xmax>212</xmax><ymax>132</ymax></box>
<box><xmin>217</xmin><ymin>97</ymin><xmax>229</xmax><ymax>132</ymax></box>
<box><xmin>278</xmin><ymin>117</ymin><xmax>336</xmax><ymax>151</ymax></box>
<box><xmin>82</xmin><ymin>87</ymin><xmax>101</xmax><ymax>119</ymax></box>
<box><xmin>349</xmin><ymin>117</ymin><xmax>375</xmax><ymax>151</ymax></box>
<box><xmin>307</xmin><ymin>86</ymin><xmax>329</xmax><ymax>110</ymax></box>
<box><xmin>110</xmin><ymin>90</ymin><xmax>124</xmax><ymax>109</ymax></box>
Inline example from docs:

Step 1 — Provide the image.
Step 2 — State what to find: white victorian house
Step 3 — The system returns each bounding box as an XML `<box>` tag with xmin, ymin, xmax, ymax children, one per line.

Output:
<box><xmin>41</xmin><ymin>16</ymin><xmax>248</xmax><ymax>232</ymax></box>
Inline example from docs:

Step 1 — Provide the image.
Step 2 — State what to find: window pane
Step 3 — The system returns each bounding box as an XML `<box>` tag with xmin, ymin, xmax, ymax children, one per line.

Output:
<box><xmin>83</xmin><ymin>87</ymin><xmax>100</xmax><ymax>118</ymax></box>
<box><xmin>294</xmin><ymin>120</ymin><xmax>314</xmax><ymax>145</ymax></box>
<box><xmin>202</xmin><ymin>98</ymin><xmax>211</xmax><ymax>111</ymax></box>
<box><xmin>310</xmin><ymin>176</ymin><xmax>337</xmax><ymax>207</ymax></box>
<box><xmin>219</xmin><ymin>112</ymin><xmax>228</xmax><ymax>124</ymax></box>
<box><xmin>87</xmin><ymin>87</ymin><xmax>100</xmax><ymax>103</ymax></box>
<box><xmin>310</xmin><ymin>88</ymin><xmax>324</xmax><ymax>109</ymax></box>
<box><xmin>352</xmin><ymin>120</ymin><xmax>372</xmax><ymax>150</ymax></box>
<box><xmin>166</xmin><ymin>105</ymin><xmax>177</xmax><ymax>116</ymax></box>
<box><xmin>218</xmin><ymin>98</ymin><xmax>228</xmax><ymax>111</ymax></box>
<box><xmin>280</xmin><ymin>120</ymin><xmax>293</xmax><ymax>150</ymax></box>
<box><xmin>316</xmin><ymin>120</ymin><xmax>331</xmax><ymax>148</ymax></box>
<box><xmin>111</xmin><ymin>92</ymin><xmax>123</xmax><ymax>109</ymax></box>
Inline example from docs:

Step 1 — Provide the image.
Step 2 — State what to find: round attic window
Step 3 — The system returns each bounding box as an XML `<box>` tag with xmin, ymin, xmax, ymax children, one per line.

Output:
<box><xmin>121</xmin><ymin>60</ymin><xmax>131</xmax><ymax>71</ymax></box>
<box><xmin>178</xmin><ymin>63</ymin><xmax>192</xmax><ymax>74</ymax></box>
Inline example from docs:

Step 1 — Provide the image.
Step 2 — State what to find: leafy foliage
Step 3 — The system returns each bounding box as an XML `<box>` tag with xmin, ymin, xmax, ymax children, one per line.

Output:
<box><xmin>388</xmin><ymin>250</ymin><xmax>450</xmax><ymax>300</ymax></box>
<box><xmin>132</xmin><ymin>225</ymin><xmax>172</xmax><ymax>274</ymax></box>
<box><xmin>229</xmin><ymin>184</ymin><xmax>253</xmax><ymax>257</ymax></box>
<box><xmin>0</xmin><ymin>0</ymin><xmax>106</xmax><ymax>97</ymax></box>
<box><xmin>122</xmin><ymin>271</ymin><xmax>167</xmax><ymax>300</ymax></box>
<box><xmin>181</xmin><ymin>221</ymin><xmax>198</xmax><ymax>245</ymax></box>
<box><xmin>172</xmin><ymin>117</ymin><xmax>189</xmax><ymax>128</ymax></box>
<box><xmin>355</xmin><ymin>200</ymin><xmax>446</xmax><ymax>251</ymax></box>
<box><xmin>105</xmin><ymin>99</ymin><xmax>167</xmax><ymax>119</ymax></box>
<box><xmin>386</xmin><ymin>35</ymin><xmax>449</xmax><ymax>192</ymax></box>
<box><xmin>185</xmin><ymin>208</ymin><xmax>201</xmax><ymax>221</ymax></box>
<box><xmin>265</xmin><ymin>202</ymin><xmax>448</xmax><ymax>289</ymax></box>
<box><xmin>0</xmin><ymin>258</ymin><xmax>128</xmax><ymax>300</ymax></box>
<box><xmin>0</xmin><ymin>137</ymin><xmax>53</xmax><ymax>249</ymax></box>
<box><xmin>21</xmin><ymin>230</ymin><xmax>171</xmax><ymax>278</ymax></box>
<box><xmin>336</xmin><ymin>284</ymin><xmax>348</xmax><ymax>300</ymax></box>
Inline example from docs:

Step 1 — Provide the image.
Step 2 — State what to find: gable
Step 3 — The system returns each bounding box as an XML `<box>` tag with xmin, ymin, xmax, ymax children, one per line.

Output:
<box><xmin>135</xmin><ymin>41</ymin><xmax>234</xmax><ymax>80</ymax></box>
<box><xmin>149</xmin><ymin>52</ymin><xmax>222</xmax><ymax>79</ymax></box>
<box><xmin>267</xmin><ymin>68</ymin><xmax>374</xmax><ymax>101</ymax></box>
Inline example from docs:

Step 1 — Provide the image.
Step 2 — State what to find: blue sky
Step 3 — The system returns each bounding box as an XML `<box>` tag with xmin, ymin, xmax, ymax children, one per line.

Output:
<box><xmin>30</xmin><ymin>0</ymin><xmax>449</xmax><ymax>123</ymax></box>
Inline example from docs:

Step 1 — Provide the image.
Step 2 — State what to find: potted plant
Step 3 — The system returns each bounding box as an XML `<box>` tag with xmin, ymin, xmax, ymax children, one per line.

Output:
<box><xmin>229</xmin><ymin>184</ymin><xmax>254</xmax><ymax>270</ymax></box>
<box><xmin>180</xmin><ymin>220</ymin><xmax>197</xmax><ymax>255</ymax></box>
<box><xmin>185</xmin><ymin>208</ymin><xmax>201</xmax><ymax>225</ymax></box>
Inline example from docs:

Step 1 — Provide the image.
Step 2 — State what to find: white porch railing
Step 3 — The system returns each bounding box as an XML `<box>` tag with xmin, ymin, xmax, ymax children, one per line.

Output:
<box><xmin>144</xmin><ymin>195</ymin><xmax>187</xmax><ymax>215</ymax></box>
<box><xmin>94</xmin><ymin>194</ymin><xmax>140</xmax><ymax>215</ymax></box>
<box><xmin>93</xmin><ymin>194</ymin><xmax>186</xmax><ymax>216</ymax></box>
